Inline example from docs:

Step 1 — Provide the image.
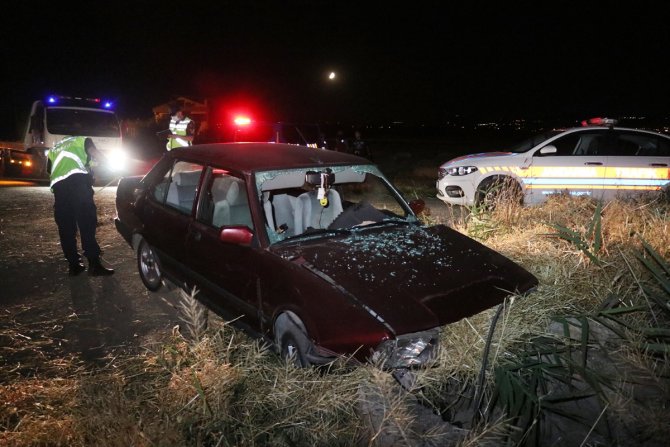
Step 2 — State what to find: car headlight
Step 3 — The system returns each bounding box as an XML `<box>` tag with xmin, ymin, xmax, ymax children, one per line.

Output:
<box><xmin>371</xmin><ymin>329</ymin><xmax>440</xmax><ymax>369</ymax></box>
<box><xmin>446</xmin><ymin>166</ymin><xmax>478</xmax><ymax>176</ymax></box>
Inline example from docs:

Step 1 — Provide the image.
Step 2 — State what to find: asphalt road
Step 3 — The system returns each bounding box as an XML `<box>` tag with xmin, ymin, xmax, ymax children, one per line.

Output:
<box><xmin>0</xmin><ymin>184</ymin><xmax>183</xmax><ymax>379</ymax></box>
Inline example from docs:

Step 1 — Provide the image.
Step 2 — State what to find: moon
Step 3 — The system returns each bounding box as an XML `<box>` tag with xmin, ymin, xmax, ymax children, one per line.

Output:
<box><xmin>328</xmin><ymin>72</ymin><xmax>336</xmax><ymax>80</ymax></box>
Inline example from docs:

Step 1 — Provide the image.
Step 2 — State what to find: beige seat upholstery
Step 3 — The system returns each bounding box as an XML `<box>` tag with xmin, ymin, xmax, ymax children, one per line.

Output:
<box><xmin>213</xmin><ymin>180</ymin><xmax>253</xmax><ymax>228</ymax></box>
<box><xmin>167</xmin><ymin>170</ymin><xmax>201</xmax><ymax>212</ymax></box>
<box><xmin>295</xmin><ymin>189</ymin><xmax>343</xmax><ymax>233</ymax></box>
<box><xmin>270</xmin><ymin>193</ymin><xmax>299</xmax><ymax>236</ymax></box>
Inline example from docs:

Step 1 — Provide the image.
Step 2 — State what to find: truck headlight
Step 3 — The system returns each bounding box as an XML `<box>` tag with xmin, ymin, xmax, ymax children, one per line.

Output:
<box><xmin>371</xmin><ymin>329</ymin><xmax>440</xmax><ymax>369</ymax></box>
<box><xmin>447</xmin><ymin>166</ymin><xmax>478</xmax><ymax>176</ymax></box>
<box><xmin>107</xmin><ymin>148</ymin><xmax>128</xmax><ymax>172</ymax></box>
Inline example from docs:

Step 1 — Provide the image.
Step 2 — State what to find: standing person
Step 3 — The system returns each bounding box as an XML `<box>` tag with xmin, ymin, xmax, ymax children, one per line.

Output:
<box><xmin>48</xmin><ymin>136</ymin><xmax>114</xmax><ymax>276</ymax></box>
<box><xmin>351</xmin><ymin>130</ymin><xmax>371</xmax><ymax>159</ymax></box>
<box><xmin>165</xmin><ymin>105</ymin><xmax>196</xmax><ymax>151</ymax></box>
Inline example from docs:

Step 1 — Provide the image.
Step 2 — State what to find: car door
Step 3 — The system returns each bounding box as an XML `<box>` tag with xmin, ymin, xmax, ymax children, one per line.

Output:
<box><xmin>528</xmin><ymin>130</ymin><xmax>606</xmax><ymax>203</ymax></box>
<box><xmin>185</xmin><ymin>167</ymin><xmax>262</xmax><ymax>327</ymax></box>
<box><xmin>141</xmin><ymin>160</ymin><xmax>204</xmax><ymax>283</ymax></box>
<box><xmin>599</xmin><ymin>130</ymin><xmax>670</xmax><ymax>201</ymax></box>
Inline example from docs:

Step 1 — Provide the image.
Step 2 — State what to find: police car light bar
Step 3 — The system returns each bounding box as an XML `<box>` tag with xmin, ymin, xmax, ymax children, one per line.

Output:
<box><xmin>581</xmin><ymin>117</ymin><xmax>618</xmax><ymax>127</ymax></box>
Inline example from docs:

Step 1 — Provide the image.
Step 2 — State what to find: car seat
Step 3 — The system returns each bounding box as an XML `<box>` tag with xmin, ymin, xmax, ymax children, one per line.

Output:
<box><xmin>295</xmin><ymin>190</ymin><xmax>343</xmax><ymax>233</ymax></box>
<box><xmin>270</xmin><ymin>193</ymin><xmax>299</xmax><ymax>236</ymax></box>
<box><xmin>213</xmin><ymin>180</ymin><xmax>253</xmax><ymax>228</ymax></box>
<box><xmin>167</xmin><ymin>170</ymin><xmax>201</xmax><ymax>212</ymax></box>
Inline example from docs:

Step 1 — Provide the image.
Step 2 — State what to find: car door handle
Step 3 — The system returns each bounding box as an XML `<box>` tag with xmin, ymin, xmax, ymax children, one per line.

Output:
<box><xmin>188</xmin><ymin>229</ymin><xmax>202</xmax><ymax>242</ymax></box>
<box><xmin>650</xmin><ymin>163</ymin><xmax>668</xmax><ymax>167</ymax></box>
<box><xmin>584</xmin><ymin>162</ymin><xmax>603</xmax><ymax>166</ymax></box>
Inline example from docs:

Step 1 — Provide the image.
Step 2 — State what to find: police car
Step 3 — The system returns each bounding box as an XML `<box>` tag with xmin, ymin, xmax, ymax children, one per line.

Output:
<box><xmin>436</xmin><ymin>118</ymin><xmax>670</xmax><ymax>207</ymax></box>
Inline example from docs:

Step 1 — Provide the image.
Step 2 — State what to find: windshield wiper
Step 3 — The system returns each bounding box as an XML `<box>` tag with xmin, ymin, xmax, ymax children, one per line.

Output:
<box><xmin>352</xmin><ymin>218</ymin><xmax>412</xmax><ymax>231</ymax></box>
<box><xmin>277</xmin><ymin>228</ymin><xmax>351</xmax><ymax>243</ymax></box>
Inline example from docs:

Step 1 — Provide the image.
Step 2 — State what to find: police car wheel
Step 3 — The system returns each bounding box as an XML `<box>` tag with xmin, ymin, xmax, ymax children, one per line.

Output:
<box><xmin>476</xmin><ymin>176</ymin><xmax>522</xmax><ymax>209</ymax></box>
<box><xmin>138</xmin><ymin>238</ymin><xmax>162</xmax><ymax>291</ymax></box>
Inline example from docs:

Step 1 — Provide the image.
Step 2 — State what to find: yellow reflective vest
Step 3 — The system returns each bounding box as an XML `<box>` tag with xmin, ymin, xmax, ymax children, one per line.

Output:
<box><xmin>48</xmin><ymin>136</ymin><xmax>90</xmax><ymax>188</ymax></box>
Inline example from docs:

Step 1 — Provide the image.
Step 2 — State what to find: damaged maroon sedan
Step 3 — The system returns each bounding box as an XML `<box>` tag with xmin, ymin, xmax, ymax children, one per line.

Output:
<box><xmin>115</xmin><ymin>143</ymin><xmax>537</xmax><ymax>368</ymax></box>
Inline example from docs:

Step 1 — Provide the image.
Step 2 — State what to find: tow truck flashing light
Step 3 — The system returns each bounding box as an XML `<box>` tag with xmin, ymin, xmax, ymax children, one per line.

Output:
<box><xmin>45</xmin><ymin>95</ymin><xmax>115</xmax><ymax>110</ymax></box>
<box><xmin>234</xmin><ymin>116</ymin><xmax>252</xmax><ymax>126</ymax></box>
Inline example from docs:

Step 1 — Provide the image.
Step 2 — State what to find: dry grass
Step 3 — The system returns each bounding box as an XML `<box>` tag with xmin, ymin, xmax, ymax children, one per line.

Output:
<box><xmin>1</xmin><ymin>194</ymin><xmax>668</xmax><ymax>446</ymax></box>
<box><xmin>430</xmin><ymin>194</ymin><xmax>670</xmax><ymax>445</ymax></box>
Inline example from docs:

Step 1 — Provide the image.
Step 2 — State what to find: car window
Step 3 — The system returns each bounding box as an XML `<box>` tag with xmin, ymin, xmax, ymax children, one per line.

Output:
<box><xmin>149</xmin><ymin>163</ymin><xmax>172</xmax><ymax>204</ymax></box>
<box><xmin>197</xmin><ymin>170</ymin><xmax>253</xmax><ymax>229</ymax></box>
<box><xmin>157</xmin><ymin>161</ymin><xmax>204</xmax><ymax>214</ymax></box>
<box><xmin>510</xmin><ymin>130</ymin><xmax>562</xmax><ymax>153</ymax></box>
<box><xmin>337</xmin><ymin>173</ymin><xmax>407</xmax><ymax>218</ymax></box>
<box><xmin>544</xmin><ymin>133</ymin><xmax>582</xmax><ymax>156</ymax></box>
<box><xmin>256</xmin><ymin>165</ymin><xmax>416</xmax><ymax>244</ymax></box>
<box><xmin>570</xmin><ymin>131</ymin><xmax>615</xmax><ymax>156</ymax></box>
<box><xmin>605</xmin><ymin>131</ymin><xmax>670</xmax><ymax>156</ymax></box>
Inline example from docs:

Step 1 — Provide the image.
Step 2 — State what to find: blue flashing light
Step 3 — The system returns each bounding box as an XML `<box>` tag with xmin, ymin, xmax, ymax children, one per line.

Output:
<box><xmin>44</xmin><ymin>94</ymin><xmax>114</xmax><ymax>110</ymax></box>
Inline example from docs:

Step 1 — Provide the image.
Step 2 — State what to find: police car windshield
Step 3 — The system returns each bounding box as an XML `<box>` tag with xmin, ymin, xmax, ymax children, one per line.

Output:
<box><xmin>509</xmin><ymin>130</ymin><xmax>562</xmax><ymax>153</ymax></box>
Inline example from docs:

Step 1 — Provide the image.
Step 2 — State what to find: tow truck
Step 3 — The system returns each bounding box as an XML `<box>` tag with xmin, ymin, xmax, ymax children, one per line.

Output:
<box><xmin>0</xmin><ymin>95</ymin><xmax>127</xmax><ymax>181</ymax></box>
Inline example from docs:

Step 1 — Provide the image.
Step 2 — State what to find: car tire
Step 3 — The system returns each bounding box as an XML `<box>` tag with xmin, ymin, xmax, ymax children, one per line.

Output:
<box><xmin>275</xmin><ymin>313</ymin><xmax>312</xmax><ymax>367</ymax></box>
<box><xmin>475</xmin><ymin>176</ymin><xmax>522</xmax><ymax>209</ymax></box>
<box><xmin>137</xmin><ymin>238</ymin><xmax>162</xmax><ymax>291</ymax></box>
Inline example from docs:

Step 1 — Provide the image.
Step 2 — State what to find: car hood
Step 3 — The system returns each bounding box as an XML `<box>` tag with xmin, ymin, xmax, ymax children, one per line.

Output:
<box><xmin>272</xmin><ymin>224</ymin><xmax>538</xmax><ymax>335</ymax></box>
<box><xmin>444</xmin><ymin>151</ymin><xmax>515</xmax><ymax>165</ymax></box>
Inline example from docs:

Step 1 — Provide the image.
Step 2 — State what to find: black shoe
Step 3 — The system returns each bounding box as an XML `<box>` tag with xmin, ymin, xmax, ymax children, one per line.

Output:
<box><xmin>68</xmin><ymin>262</ymin><xmax>86</xmax><ymax>276</ymax></box>
<box><xmin>88</xmin><ymin>257</ymin><xmax>115</xmax><ymax>276</ymax></box>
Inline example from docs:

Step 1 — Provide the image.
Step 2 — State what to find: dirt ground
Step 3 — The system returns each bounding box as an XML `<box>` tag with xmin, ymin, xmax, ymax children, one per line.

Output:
<box><xmin>0</xmin><ymin>185</ymin><xmax>185</xmax><ymax>381</ymax></box>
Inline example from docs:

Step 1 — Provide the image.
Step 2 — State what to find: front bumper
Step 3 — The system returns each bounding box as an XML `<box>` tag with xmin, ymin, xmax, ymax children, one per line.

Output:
<box><xmin>371</xmin><ymin>328</ymin><xmax>440</xmax><ymax>369</ymax></box>
<box><xmin>436</xmin><ymin>178</ymin><xmax>475</xmax><ymax>206</ymax></box>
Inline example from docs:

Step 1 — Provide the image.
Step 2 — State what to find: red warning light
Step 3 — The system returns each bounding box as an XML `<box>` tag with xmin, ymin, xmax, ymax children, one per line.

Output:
<box><xmin>234</xmin><ymin>116</ymin><xmax>252</xmax><ymax>126</ymax></box>
<box><xmin>580</xmin><ymin>117</ymin><xmax>618</xmax><ymax>127</ymax></box>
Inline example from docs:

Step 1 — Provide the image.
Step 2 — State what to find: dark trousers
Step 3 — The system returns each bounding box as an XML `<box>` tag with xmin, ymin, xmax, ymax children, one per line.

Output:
<box><xmin>52</xmin><ymin>173</ymin><xmax>101</xmax><ymax>265</ymax></box>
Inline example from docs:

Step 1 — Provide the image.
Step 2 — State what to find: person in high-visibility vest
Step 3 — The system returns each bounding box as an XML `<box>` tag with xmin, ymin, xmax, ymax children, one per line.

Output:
<box><xmin>48</xmin><ymin>136</ymin><xmax>114</xmax><ymax>276</ymax></box>
<box><xmin>165</xmin><ymin>106</ymin><xmax>196</xmax><ymax>150</ymax></box>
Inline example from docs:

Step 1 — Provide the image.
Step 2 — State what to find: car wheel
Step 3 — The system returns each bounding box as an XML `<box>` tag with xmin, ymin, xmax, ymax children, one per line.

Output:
<box><xmin>275</xmin><ymin>313</ymin><xmax>312</xmax><ymax>367</ymax></box>
<box><xmin>137</xmin><ymin>238</ymin><xmax>162</xmax><ymax>291</ymax></box>
<box><xmin>475</xmin><ymin>176</ymin><xmax>522</xmax><ymax>209</ymax></box>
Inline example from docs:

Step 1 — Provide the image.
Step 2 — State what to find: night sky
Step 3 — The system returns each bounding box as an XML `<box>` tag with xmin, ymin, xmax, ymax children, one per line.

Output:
<box><xmin>1</xmin><ymin>1</ymin><xmax>669</xmax><ymax>136</ymax></box>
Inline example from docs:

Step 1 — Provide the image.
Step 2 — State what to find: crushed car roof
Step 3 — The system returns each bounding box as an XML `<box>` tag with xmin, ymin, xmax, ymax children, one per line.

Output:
<box><xmin>166</xmin><ymin>143</ymin><xmax>368</xmax><ymax>173</ymax></box>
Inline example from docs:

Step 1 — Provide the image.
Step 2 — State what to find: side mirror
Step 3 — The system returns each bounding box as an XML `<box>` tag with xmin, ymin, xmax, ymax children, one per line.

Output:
<box><xmin>220</xmin><ymin>226</ymin><xmax>253</xmax><ymax>246</ymax></box>
<box><xmin>409</xmin><ymin>198</ymin><xmax>426</xmax><ymax>215</ymax></box>
<box><xmin>539</xmin><ymin>145</ymin><xmax>557</xmax><ymax>155</ymax></box>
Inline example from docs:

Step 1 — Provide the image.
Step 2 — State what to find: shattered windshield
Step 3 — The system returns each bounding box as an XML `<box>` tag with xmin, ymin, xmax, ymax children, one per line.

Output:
<box><xmin>256</xmin><ymin>165</ymin><xmax>418</xmax><ymax>244</ymax></box>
